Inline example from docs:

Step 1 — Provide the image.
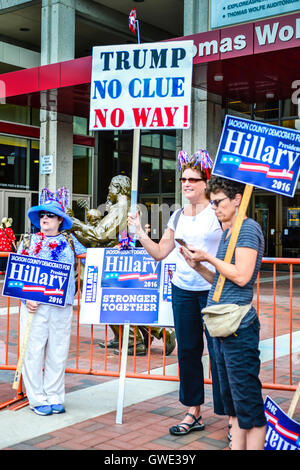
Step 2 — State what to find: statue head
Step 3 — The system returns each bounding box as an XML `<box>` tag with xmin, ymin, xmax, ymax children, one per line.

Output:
<box><xmin>107</xmin><ymin>175</ymin><xmax>131</xmax><ymax>204</ymax></box>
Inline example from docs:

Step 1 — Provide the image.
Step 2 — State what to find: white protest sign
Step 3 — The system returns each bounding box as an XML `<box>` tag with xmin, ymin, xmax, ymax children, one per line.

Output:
<box><xmin>89</xmin><ymin>40</ymin><xmax>194</xmax><ymax>131</ymax></box>
<box><xmin>79</xmin><ymin>247</ymin><xmax>176</xmax><ymax>327</ymax></box>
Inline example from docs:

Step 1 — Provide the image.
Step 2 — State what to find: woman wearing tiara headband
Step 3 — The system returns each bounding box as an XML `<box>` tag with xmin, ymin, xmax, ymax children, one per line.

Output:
<box><xmin>128</xmin><ymin>150</ymin><xmax>225</xmax><ymax>436</ymax></box>
<box><xmin>17</xmin><ymin>188</ymin><xmax>86</xmax><ymax>416</ymax></box>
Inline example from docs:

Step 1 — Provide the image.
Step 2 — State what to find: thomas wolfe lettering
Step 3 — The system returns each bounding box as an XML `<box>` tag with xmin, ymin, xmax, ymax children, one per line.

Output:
<box><xmin>103</xmin><ymin>453</ymin><xmax>196</xmax><ymax>466</ymax></box>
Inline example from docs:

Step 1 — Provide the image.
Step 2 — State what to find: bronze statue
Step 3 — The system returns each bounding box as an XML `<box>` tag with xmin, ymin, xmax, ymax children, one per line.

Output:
<box><xmin>69</xmin><ymin>175</ymin><xmax>176</xmax><ymax>356</ymax></box>
<box><xmin>69</xmin><ymin>175</ymin><xmax>131</xmax><ymax>247</ymax></box>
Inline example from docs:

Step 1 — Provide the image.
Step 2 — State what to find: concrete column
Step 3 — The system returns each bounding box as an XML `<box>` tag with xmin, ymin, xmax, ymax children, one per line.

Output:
<box><xmin>39</xmin><ymin>0</ymin><xmax>75</xmax><ymax>200</ymax></box>
<box><xmin>41</xmin><ymin>0</ymin><xmax>75</xmax><ymax>65</ymax></box>
<box><xmin>39</xmin><ymin>104</ymin><xmax>74</xmax><ymax>193</ymax></box>
<box><xmin>176</xmin><ymin>0</ymin><xmax>222</xmax><ymax>205</ymax></box>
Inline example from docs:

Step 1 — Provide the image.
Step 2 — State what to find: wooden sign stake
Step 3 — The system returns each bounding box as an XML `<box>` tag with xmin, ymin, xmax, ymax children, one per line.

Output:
<box><xmin>116</xmin><ymin>323</ymin><xmax>130</xmax><ymax>424</ymax></box>
<box><xmin>287</xmin><ymin>381</ymin><xmax>300</xmax><ymax>419</ymax></box>
<box><xmin>129</xmin><ymin>129</ymin><xmax>140</xmax><ymax>231</ymax></box>
<box><xmin>12</xmin><ymin>312</ymin><xmax>34</xmax><ymax>390</ymax></box>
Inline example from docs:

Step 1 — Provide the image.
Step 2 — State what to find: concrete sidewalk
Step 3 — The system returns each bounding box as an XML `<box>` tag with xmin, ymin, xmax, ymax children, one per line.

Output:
<box><xmin>0</xmin><ymin>271</ymin><xmax>299</xmax><ymax>451</ymax></box>
<box><xmin>1</xmin><ymin>334</ymin><xmax>299</xmax><ymax>451</ymax></box>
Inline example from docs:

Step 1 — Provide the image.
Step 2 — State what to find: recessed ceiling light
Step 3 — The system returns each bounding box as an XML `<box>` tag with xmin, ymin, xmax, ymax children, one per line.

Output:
<box><xmin>20</xmin><ymin>27</ymin><xmax>30</xmax><ymax>32</ymax></box>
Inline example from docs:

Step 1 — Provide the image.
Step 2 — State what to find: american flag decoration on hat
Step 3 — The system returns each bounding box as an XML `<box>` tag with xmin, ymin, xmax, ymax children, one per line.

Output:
<box><xmin>193</xmin><ymin>149</ymin><xmax>213</xmax><ymax>169</ymax></box>
<box><xmin>129</xmin><ymin>8</ymin><xmax>137</xmax><ymax>34</ymax></box>
<box><xmin>39</xmin><ymin>187</ymin><xmax>69</xmax><ymax>211</ymax></box>
<box><xmin>177</xmin><ymin>150</ymin><xmax>190</xmax><ymax>170</ymax></box>
<box><xmin>178</xmin><ymin>149</ymin><xmax>213</xmax><ymax>180</ymax></box>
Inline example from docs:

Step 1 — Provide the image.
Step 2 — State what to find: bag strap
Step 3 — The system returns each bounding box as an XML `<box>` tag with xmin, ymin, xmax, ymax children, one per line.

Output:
<box><xmin>61</xmin><ymin>231</ymin><xmax>79</xmax><ymax>293</ymax></box>
<box><xmin>1</xmin><ymin>227</ymin><xmax>13</xmax><ymax>242</ymax></box>
<box><xmin>22</xmin><ymin>233</ymin><xmax>31</xmax><ymax>252</ymax></box>
<box><xmin>173</xmin><ymin>208</ymin><xmax>183</xmax><ymax>232</ymax></box>
<box><xmin>61</xmin><ymin>231</ymin><xmax>79</xmax><ymax>269</ymax></box>
<box><xmin>61</xmin><ymin>230</ymin><xmax>76</xmax><ymax>255</ymax></box>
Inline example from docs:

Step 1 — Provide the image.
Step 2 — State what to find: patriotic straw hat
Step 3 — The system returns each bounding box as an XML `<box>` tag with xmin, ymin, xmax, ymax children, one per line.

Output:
<box><xmin>27</xmin><ymin>187</ymin><xmax>73</xmax><ymax>231</ymax></box>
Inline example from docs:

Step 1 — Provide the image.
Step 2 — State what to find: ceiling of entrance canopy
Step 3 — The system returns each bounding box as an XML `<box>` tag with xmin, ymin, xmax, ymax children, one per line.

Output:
<box><xmin>3</xmin><ymin>45</ymin><xmax>299</xmax><ymax>118</ymax></box>
<box><xmin>192</xmin><ymin>47</ymin><xmax>300</xmax><ymax>105</ymax></box>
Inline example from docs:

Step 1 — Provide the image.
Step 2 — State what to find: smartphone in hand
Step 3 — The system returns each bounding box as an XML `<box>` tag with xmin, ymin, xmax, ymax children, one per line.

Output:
<box><xmin>175</xmin><ymin>238</ymin><xmax>195</xmax><ymax>253</ymax></box>
<box><xmin>175</xmin><ymin>238</ymin><xmax>187</xmax><ymax>247</ymax></box>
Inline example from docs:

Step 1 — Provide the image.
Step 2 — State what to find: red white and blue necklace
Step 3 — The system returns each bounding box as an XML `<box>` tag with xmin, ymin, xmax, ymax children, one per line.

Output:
<box><xmin>22</xmin><ymin>232</ymin><xmax>67</xmax><ymax>260</ymax></box>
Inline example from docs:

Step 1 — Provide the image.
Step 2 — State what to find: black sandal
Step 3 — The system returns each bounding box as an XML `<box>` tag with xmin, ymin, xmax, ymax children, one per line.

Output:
<box><xmin>227</xmin><ymin>424</ymin><xmax>232</xmax><ymax>448</ymax></box>
<box><xmin>169</xmin><ymin>412</ymin><xmax>205</xmax><ymax>436</ymax></box>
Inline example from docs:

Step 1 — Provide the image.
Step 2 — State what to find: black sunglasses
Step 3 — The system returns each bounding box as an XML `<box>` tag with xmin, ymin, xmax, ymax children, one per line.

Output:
<box><xmin>209</xmin><ymin>197</ymin><xmax>229</xmax><ymax>208</ymax></box>
<box><xmin>38</xmin><ymin>211</ymin><xmax>57</xmax><ymax>219</ymax></box>
<box><xmin>180</xmin><ymin>177</ymin><xmax>203</xmax><ymax>184</ymax></box>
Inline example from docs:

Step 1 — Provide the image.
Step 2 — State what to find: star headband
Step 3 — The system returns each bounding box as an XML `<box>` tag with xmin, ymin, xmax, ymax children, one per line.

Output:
<box><xmin>39</xmin><ymin>187</ymin><xmax>70</xmax><ymax>212</ymax></box>
<box><xmin>178</xmin><ymin>149</ymin><xmax>213</xmax><ymax>180</ymax></box>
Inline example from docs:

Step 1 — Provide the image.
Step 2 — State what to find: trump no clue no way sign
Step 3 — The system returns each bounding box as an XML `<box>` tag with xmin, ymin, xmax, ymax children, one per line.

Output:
<box><xmin>89</xmin><ymin>40</ymin><xmax>194</xmax><ymax>131</ymax></box>
<box><xmin>212</xmin><ymin>115</ymin><xmax>300</xmax><ymax>198</ymax></box>
<box><xmin>2</xmin><ymin>253</ymin><xmax>72</xmax><ymax>307</ymax></box>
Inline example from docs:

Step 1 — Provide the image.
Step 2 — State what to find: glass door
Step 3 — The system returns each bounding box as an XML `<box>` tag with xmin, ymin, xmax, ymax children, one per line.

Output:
<box><xmin>253</xmin><ymin>192</ymin><xmax>281</xmax><ymax>258</ymax></box>
<box><xmin>253</xmin><ymin>190</ymin><xmax>300</xmax><ymax>259</ymax></box>
<box><xmin>3</xmin><ymin>191</ymin><xmax>31</xmax><ymax>241</ymax></box>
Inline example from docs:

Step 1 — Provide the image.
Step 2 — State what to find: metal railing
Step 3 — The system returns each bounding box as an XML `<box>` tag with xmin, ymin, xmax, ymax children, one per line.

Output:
<box><xmin>0</xmin><ymin>253</ymin><xmax>299</xmax><ymax>410</ymax></box>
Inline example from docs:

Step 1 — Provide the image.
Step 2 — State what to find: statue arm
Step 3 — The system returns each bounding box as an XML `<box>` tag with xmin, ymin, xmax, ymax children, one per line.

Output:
<box><xmin>68</xmin><ymin>196</ymin><xmax>129</xmax><ymax>247</ymax></box>
<box><xmin>93</xmin><ymin>207</ymin><xmax>125</xmax><ymax>243</ymax></box>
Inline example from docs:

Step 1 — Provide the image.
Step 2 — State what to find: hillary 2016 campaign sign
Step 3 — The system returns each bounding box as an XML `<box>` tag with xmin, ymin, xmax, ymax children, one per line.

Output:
<box><xmin>264</xmin><ymin>396</ymin><xmax>300</xmax><ymax>450</ymax></box>
<box><xmin>89</xmin><ymin>41</ymin><xmax>194</xmax><ymax>131</ymax></box>
<box><xmin>79</xmin><ymin>247</ymin><xmax>176</xmax><ymax>326</ymax></box>
<box><xmin>212</xmin><ymin>115</ymin><xmax>300</xmax><ymax>197</ymax></box>
<box><xmin>2</xmin><ymin>253</ymin><xmax>71</xmax><ymax>307</ymax></box>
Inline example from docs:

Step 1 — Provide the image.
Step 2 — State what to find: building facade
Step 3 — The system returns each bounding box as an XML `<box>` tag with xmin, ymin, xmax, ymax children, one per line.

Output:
<box><xmin>0</xmin><ymin>0</ymin><xmax>299</xmax><ymax>257</ymax></box>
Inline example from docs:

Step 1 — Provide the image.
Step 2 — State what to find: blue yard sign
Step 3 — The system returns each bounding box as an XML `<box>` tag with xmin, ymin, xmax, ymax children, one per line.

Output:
<box><xmin>264</xmin><ymin>396</ymin><xmax>300</xmax><ymax>450</ymax></box>
<box><xmin>100</xmin><ymin>248</ymin><xmax>161</xmax><ymax>324</ymax></box>
<box><xmin>212</xmin><ymin>115</ymin><xmax>300</xmax><ymax>197</ymax></box>
<box><xmin>101</xmin><ymin>249</ymin><xmax>161</xmax><ymax>289</ymax></box>
<box><xmin>2</xmin><ymin>253</ymin><xmax>71</xmax><ymax>307</ymax></box>
<box><xmin>80</xmin><ymin>247</ymin><xmax>176</xmax><ymax>327</ymax></box>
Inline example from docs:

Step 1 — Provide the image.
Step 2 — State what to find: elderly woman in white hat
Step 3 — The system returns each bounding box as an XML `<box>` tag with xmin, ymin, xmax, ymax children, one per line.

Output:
<box><xmin>0</xmin><ymin>216</ymin><xmax>16</xmax><ymax>274</ymax></box>
<box><xmin>18</xmin><ymin>194</ymin><xmax>86</xmax><ymax>416</ymax></box>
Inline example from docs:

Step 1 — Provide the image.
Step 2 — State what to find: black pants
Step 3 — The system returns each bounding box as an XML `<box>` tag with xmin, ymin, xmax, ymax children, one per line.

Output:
<box><xmin>171</xmin><ymin>283</ymin><xmax>224</xmax><ymax>414</ymax></box>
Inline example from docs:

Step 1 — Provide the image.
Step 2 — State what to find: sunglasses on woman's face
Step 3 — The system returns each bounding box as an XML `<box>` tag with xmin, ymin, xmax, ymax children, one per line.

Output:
<box><xmin>179</xmin><ymin>177</ymin><xmax>203</xmax><ymax>184</ymax></box>
<box><xmin>209</xmin><ymin>197</ymin><xmax>229</xmax><ymax>208</ymax></box>
<box><xmin>38</xmin><ymin>211</ymin><xmax>56</xmax><ymax>219</ymax></box>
